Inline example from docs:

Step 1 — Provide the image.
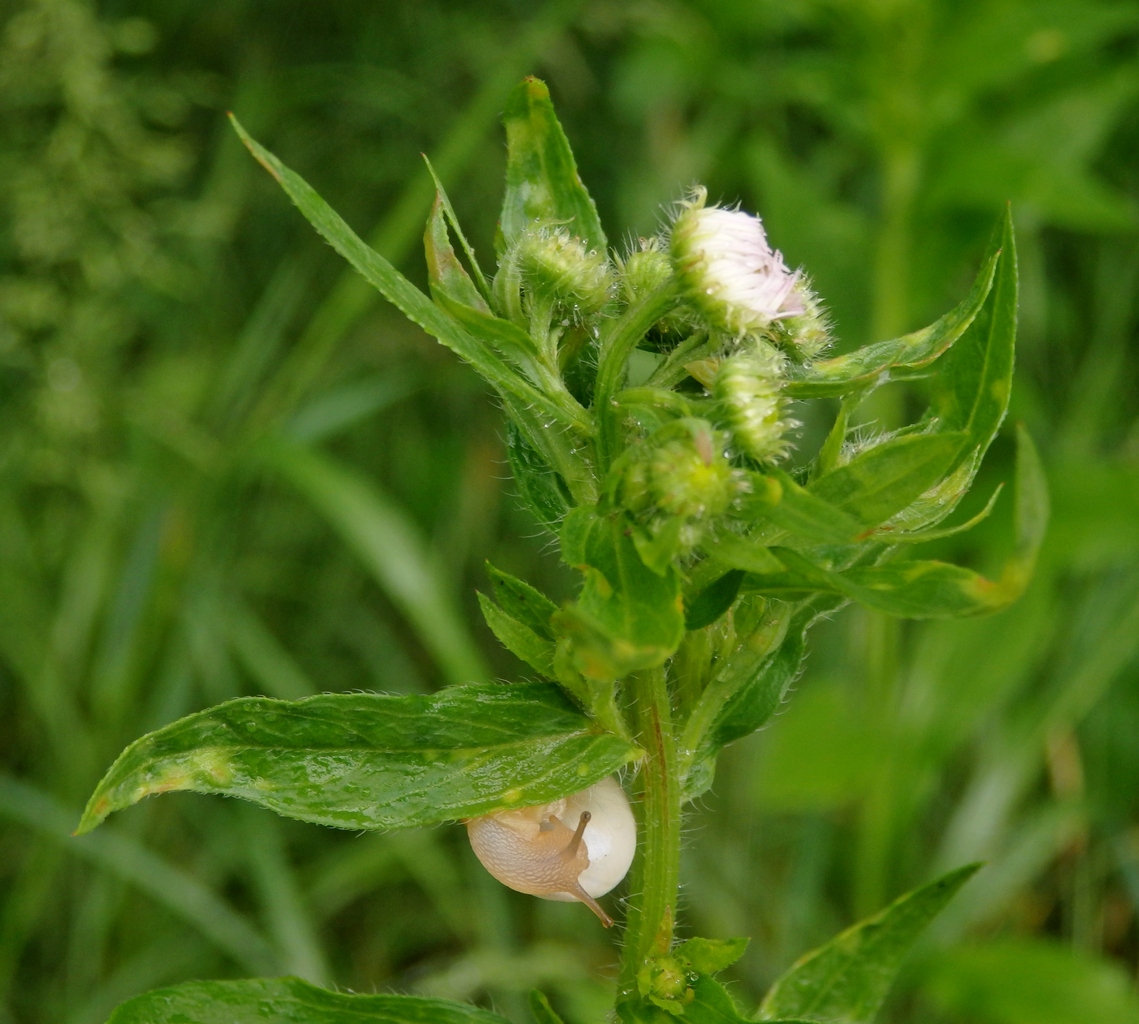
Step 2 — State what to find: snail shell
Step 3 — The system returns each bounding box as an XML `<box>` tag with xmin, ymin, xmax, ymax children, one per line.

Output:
<box><xmin>465</xmin><ymin>776</ymin><xmax>636</xmax><ymax>927</ymax></box>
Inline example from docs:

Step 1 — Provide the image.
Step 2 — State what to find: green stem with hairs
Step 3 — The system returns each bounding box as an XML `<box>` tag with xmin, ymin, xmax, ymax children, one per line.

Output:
<box><xmin>594</xmin><ymin>285</ymin><xmax>680</xmax><ymax>473</ymax></box>
<box><xmin>618</xmin><ymin>664</ymin><xmax>682</xmax><ymax>1004</ymax></box>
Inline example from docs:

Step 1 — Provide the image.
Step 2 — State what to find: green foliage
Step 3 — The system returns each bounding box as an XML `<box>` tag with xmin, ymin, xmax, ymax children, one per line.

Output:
<box><xmin>498</xmin><ymin>77</ymin><xmax>608</xmax><ymax>256</ymax></box>
<box><xmin>2</xmin><ymin>2</ymin><xmax>1136</xmax><ymax>1023</ymax></box>
<box><xmin>106</xmin><ymin>978</ymin><xmax>513</xmax><ymax>1024</ymax></box>
<box><xmin>758</xmin><ymin>864</ymin><xmax>982</xmax><ymax>1022</ymax></box>
<box><xmin>922</xmin><ymin>939</ymin><xmax>1139</xmax><ymax>1024</ymax></box>
<box><xmin>79</xmin><ymin>683</ymin><xmax>640</xmax><ymax>833</ymax></box>
<box><xmin>130</xmin><ymin>83</ymin><xmax>1018</xmax><ymax>1024</ymax></box>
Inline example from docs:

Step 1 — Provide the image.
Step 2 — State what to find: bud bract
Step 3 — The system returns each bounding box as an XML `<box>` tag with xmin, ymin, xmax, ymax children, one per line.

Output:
<box><xmin>671</xmin><ymin>187</ymin><xmax>804</xmax><ymax>336</ymax></box>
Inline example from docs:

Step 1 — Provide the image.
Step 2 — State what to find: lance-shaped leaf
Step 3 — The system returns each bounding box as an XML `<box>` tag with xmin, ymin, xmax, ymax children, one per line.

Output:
<box><xmin>477</xmin><ymin>592</ymin><xmax>556</xmax><ymax>677</ymax></box>
<box><xmin>743</xmin><ymin>470</ymin><xmax>864</xmax><ymax>544</ymax></box>
<box><xmin>504</xmin><ymin>419</ymin><xmax>572</xmax><ymax>528</ymax></box>
<box><xmin>679</xmin><ymin>600</ymin><xmax>809</xmax><ymax>801</ymax></box>
<box><xmin>783</xmin><ymin>240</ymin><xmax>999</xmax><ymax>398</ymax></box>
<box><xmin>498</xmin><ymin>77</ymin><xmax>606</xmax><ymax>255</ymax></box>
<box><xmin>758</xmin><ymin>864</ymin><xmax>981</xmax><ymax>1022</ymax></box>
<box><xmin>423</xmin><ymin>155</ymin><xmax>491</xmax><ymax>303</ymax></box>
<box><xmin>486</xmin><ymin>561</ymin><xmax>558</xmax><ymax>640</ymax></box>
<box><xmin>685</xmin><ymin>570</ymin><xmax>745</xmax><ymax>631</ymax></box>
<box><xmin>898</xmin><ymin>207</ymin><xmax>1017</xmax><ymax>530</ymax></box>
<box><xmin>933</xmin><ymin>206</ymin><xmax>1017</xmax><ymax>461</ymax></box>
<box><xmin>554</xmin><ymin>510</ymin><xmax>686</xmax><ymax>681</ymax></box>
<box><xmin>425</xmin><ymin>193</ymin><xmax>491</xmax><ymax>314</ymax></box>
<box><xmin>77</xmin><ymin>682</ymin><xmax>641</xmax><ymax>834</ymax></box>
<box><xmin>764</xmin><ymin>427</ymin><xmax>1048</xmax><ymax>619</ymax></box>
<box><xmin>230</xmin><ymin>116</ymin><xmax>593</xmax><ymax>502</ymax></box>
<box><xmin>107</xmin><ymin>977</ymin><xmax>512</xmax><ymax>1024</ymax></box>
<box><xmin>809</xmin><ymin>432</ymin><xmax>967</xmax><ymax>528</ymax></box>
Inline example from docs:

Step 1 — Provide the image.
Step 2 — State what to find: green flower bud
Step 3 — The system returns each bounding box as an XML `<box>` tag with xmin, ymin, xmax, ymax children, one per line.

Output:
<box><xmin>617</xmin><ymin>424</ymin><xmax>740</xmax><ymax>525</ymax></box>
<box><xmin>649</xmin><ymin>438</ymin><xmax>736</xmax><ymax>519</ymax></box>
<box><xmin>636</xmin><ymin>955</ymin><xmax>695</xmax><ymax>1016</ymax></box>
<box><xmin>619</xmin><ymin>237</ymin><xmax>674</xmax><ymax>304</ymax></box>
<box><xmin>517</xmin><ymin>227</ymin><xmax>613</xmax><ymax>316</ymax></box>
<box><xmin>774</xmin><ymin>275</ymin><xmax>831</xmax><ymax>360</ymax></box>
<box><xmin>714</xmin><ymin>347</ymin><xmax>793</xmax><ymax>463</ymax></box>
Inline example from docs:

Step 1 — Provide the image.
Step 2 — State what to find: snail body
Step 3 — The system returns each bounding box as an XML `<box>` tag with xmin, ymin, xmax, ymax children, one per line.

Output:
<box><xmin>465</xmin><ymin>776</ymin><xmax>636</xmax><ymax>927</ymax></box>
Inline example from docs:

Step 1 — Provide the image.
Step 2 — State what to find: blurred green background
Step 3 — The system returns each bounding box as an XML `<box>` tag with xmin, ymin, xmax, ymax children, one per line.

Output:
<box><xmin>1</xmin><ymin>1</ymin><xmax>1138</xmax><ymax>1022</ymax></box>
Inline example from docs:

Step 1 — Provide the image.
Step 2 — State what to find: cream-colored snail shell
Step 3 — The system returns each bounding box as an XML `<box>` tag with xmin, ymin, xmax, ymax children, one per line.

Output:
<box><xmin>465</xmin><ymin>776</ymin><xmax>636</xmax><ymax>927</ymax></box>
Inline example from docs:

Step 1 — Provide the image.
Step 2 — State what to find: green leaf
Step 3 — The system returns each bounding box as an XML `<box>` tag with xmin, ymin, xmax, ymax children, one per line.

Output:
<box><xmin>477</xmin><ymin>591</ymin><xmax>556</xmax><ymax>677</ymax></box>
<box><xmin>77</xmin><ymin>681</ymin><xmax>641</xmax><ymax>834</ymax></box>
<box><xmin>267</xmin><ymin>440</ymin><xmax>487</xmax><ymax>686</ymax></box>
<box><xmin>230</xmin><ymin>116</ymin><xmax>594</xmax><ymax>502</ymax></box>
<box><xmin>554</xmin><ymin>511</ymin><xmax>685</xmax><ymax>681</ymax></box>
<box><xmin>679</xmin><ymin>600</ymin><xmax>811</xmax><ymax>800</ymax></box>
<box><xmin>499</xmin><ymin>77</ymin><xmax>606</xmax><ymax>255</ymax></box>
<box><xmin>784</xmin><ymin>240</ymin><xmax>999</xmax><ymax>398</ymax></box>
<box><xmin>745</xmin><ymin>470</ymin><xmax>864</xmax><ymax>544</ymax></box>
<box><xmin>922</xmin><ymin>939</ymin><xmax>1139</xmax><ymax>1024</ymax></box>
<box><xmin>758</xmin><ymin>863</ymin><xmax>981</xmax><ymax>1022</ymax></box>
<box><xmin>809</xmin><ymin>432</ymin><xmax>967</xmax><ymax>528</ymax></box>
<box><xmin>669</xmin><ymin>976</ymin><xmax>814</xmax><ymax>1024</ymax></box>
<box><xmin>435</xmin><ymin>291</ymin><xmax>544</xmax><ymax>384</ymax></box>
<box><xmin>229</xmin><ymin>116</ymin><xmax>520</xmax><ymax>405</ymax></box>
<box><xmin>107</xmin><ymin>977</ymin><xmax>512</xmax><ymax>1024</ymax></box>
<box><xmin>700</xmin><ymin>609</ymin><xmax>805</xmax><ymax>749</ymax></box>
<box><xmin>877</xmin><ymin>483</ymin><xmax>1003</xmax><ymax>544</ymax></box>
<box><xmin>486</xmin><ymin>562</ymin><xmax>559</xmax><ymax>640</ymax></box>
<box><xmin>423</xmin><ymin>154</ymin><xmax>492</xmax><ymax>303</ymax></box>
<box><xmin>504</xmin><ymin>419</ymin><xmax>572</xmax><ymax>528</ymax></box>
<box><xmin>702</xmin><ymin>531</ymin><xmax>786</xmax><ymax>574</ymax></box>
<box><xmin>765</xmin><ymin>432</ymin><xmax>1047</xmax><ymax>619</ymax></box>
<box><xmin>685</xmin><ymin>570</ymin><xmax>745</xmax><ymax>631</ymax></box>
<box><xmin>676</xmin><ymin>937</ymin><xmax>750</xmax><ymax>975</ymax></box>
<box><xmin>932</xmin><ymin>206</ymin><xmax>1017</xmax><ymax>462</ymax></box>
<box><xmin>425</xmin><ymin>192</ymin><xmax>491</xmax><ymax>314</ymax></box>
<box><xmin>529</xmin><ymin>991</ymin><xmax>566</xmax><ymax>1024</ymax></box>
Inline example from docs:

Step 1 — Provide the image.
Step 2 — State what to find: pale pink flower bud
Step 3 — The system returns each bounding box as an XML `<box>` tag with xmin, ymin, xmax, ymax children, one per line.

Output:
<box><xmin>671</xmin><ymin>187</ymin><xmax>805</xmax><ymax>335</ymax></box>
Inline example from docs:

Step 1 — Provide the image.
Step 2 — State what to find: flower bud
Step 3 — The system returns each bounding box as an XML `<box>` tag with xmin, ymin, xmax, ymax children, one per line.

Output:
<box><xmin>651</xmin><ymin>440</ymin><xmax>736</xmax><ymax>520</ymax></box>
<box><xmin>775</xmin><ymin>276</ymin><xmax>831</xmax><ymax>360</ymax></box>
<box><xmin>619</xmin><ymin>237</ymin><xmax>674</xmax><ymax>304</ymax></box>
<box><xmin>714</xmin><ymin>347</ymin><xmax>793</xmax><ymax>463</ymax></box>
<box><xmin>623</xmin><ymin>427</ymin><xmax>738</xmax><ymax>522</ymax></box>
<box><xmin>517</xmin><ymin>227</ymin><xmax>613</xmax><ymax>316</ymax></box>
<box><xmin>670</xmin><ymin>187</ymin><xmax>804</xmax><ymax>336</ymax></box>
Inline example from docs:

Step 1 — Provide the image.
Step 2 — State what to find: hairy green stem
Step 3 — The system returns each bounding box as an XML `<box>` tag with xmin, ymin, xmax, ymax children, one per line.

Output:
<box><xmin>618</xmin><ymin>665</ymin><xmax>681</xmax><ymax>1003</ymax></box>
<box><xmin>594</xmin><ymin>285</ymin><xmax>679</xmax><ymax>473</ymax></box>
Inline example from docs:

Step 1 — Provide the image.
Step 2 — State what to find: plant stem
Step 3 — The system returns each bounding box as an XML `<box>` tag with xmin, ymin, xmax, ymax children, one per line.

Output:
<box><xmin>618</xmin><ymin>664</ymin><xmax>681</xmax><ymax>1003</ymax></box>
<box><xmin>594</xmin><ymin>285</ymin><xmax>679</xmax><ymax>473</ymax></box>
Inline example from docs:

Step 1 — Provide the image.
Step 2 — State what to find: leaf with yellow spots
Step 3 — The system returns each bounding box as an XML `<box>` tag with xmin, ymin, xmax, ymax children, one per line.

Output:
<box><xmin>77</xmin><ymin>682</ymin><xmax>640</xmax><ymax>834</ymax></box>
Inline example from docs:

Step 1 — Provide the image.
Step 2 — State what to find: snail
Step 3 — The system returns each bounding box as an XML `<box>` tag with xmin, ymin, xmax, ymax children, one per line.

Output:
<box><xmin>465</xmin><ymin>776</ymin><xmax>636</xmax><ymax>927</ymax></box>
